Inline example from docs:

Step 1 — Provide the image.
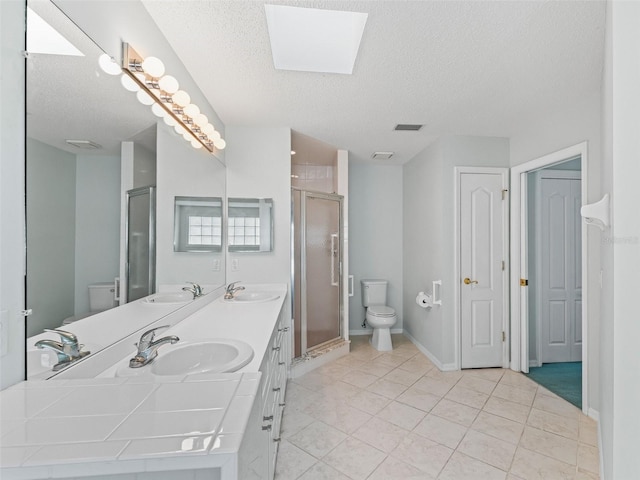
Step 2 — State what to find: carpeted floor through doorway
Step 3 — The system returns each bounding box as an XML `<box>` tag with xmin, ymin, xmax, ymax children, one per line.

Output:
<box><xmin>525</xmin><ymin>361</ymin><xmax>582</xmax><ymax>409</ymax></box>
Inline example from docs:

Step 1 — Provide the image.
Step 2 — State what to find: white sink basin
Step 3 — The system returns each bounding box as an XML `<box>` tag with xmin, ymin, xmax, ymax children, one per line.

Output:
<box><xmin>225</xmin><ymin>292</ymin><xmax>280</xmax><ymax>303</ymax></box>
<box><xmin>142</xmin><ymin>291</ymin><xmax>193</xmax><ymax>305</ymax></box>
<box><xmin>149</xmin><ymin>339</ymin><xmax>254</xmax><ymax>376</ymax></box>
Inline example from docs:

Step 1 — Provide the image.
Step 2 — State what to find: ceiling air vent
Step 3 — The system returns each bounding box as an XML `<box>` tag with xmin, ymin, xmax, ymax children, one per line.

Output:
<box><xmin>372</xmin><ymin>152</ymin><xmax>394</xmax><ymax>160</ymax></box>
<box><xmin>394</xmin><ymin>124</ymin><xmax>423</xmax><ymax>131</ymax></box>
<box><xmin>65</xmin><ymin>140</ymin><xmax>102</xmax><ymax>150</ymax></box>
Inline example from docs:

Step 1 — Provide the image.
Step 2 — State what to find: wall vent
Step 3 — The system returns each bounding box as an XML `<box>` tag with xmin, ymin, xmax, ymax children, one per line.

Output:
<box><xmin>65</xmin><ymin>140</ymin><xmax>102</xmax><ymax>150</ymax></box>
<box><xmin>394</xmin><ymin>124</ymin><xmax>423</xmax><ymax>131</ymax></box>
<box><xmin>371</xmin><ymin>151</ymin><xmax>394</xmax><ymax>160</ymax></box>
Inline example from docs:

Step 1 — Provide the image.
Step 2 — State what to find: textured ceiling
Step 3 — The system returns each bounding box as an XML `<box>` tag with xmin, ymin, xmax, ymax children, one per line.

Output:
<box><xmin>142</xmin><ymin>0</ymin><xmax>606</xmax><ymax>164</ymax></box>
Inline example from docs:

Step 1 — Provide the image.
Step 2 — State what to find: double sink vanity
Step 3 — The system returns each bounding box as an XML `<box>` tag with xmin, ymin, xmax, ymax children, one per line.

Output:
<box><xmin>0</xmin><ymin>284</ymin><xmax>290</xmax><ymax>480</ymax></box>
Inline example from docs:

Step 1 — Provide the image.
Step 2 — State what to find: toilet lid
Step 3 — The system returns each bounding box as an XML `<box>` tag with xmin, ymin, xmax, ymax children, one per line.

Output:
<box><xmin>368</xmin><ymin>305</ymin><xmax>396</xmax><ymax>317</ymax></box>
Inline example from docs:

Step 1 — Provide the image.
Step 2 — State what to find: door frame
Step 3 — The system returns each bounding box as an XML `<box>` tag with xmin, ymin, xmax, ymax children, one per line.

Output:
<box><xmin>509</xmin><ymin>142</ymin><xmax>588</xmax><ymax>414</ymax></box>
<box><xmin>454</xmin><ymin>166</ymin><xmax>510</xmax><ymax>370</ymax></box>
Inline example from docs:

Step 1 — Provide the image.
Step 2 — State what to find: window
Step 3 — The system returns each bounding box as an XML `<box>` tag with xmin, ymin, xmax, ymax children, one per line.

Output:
<box><xmin>174</xmin><ymin>196</ymin><xmax>223</xmax><ymax>252</ymax></box>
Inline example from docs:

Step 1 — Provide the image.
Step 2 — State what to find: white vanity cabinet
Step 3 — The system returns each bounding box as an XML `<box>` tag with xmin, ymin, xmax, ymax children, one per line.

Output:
<box><xmin>239</xmin><ymin>305</ymin><xmax>290</xmax><ymax>479</ymax></box>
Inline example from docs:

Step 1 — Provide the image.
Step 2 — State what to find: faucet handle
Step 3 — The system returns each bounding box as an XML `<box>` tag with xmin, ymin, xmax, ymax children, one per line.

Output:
<box><xmin>227</xmin><ymin>281</ymin><xmax>241</xmax><ymax>291</ymax></box>
<box><xmin>138</xmin><ymin>325</ymin><xmax>170</xmax><ymax>350</ymax></box>
<box><xmin>44</xmin><ymin>328</ymin><xmax>78</xmax><ymax>345</ymax></box>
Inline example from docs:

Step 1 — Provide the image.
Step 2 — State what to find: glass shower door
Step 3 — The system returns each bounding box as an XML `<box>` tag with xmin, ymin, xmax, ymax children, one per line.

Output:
<box><xmin>293</xmin><ymin>189</ymin><xmax>343</xmax><ymax>357</ymax></box>
<box><xmin>126</xmin><ymin>186</ymin><xmax>155</xmax><ymax>302</ymax></box>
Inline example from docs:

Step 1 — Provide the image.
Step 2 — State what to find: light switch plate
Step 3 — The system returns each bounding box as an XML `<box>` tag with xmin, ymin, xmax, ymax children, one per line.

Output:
<box><xmin>231</xmin><ymin>259</ymin><xmax>239</xmax><ymax>271</ymax></box>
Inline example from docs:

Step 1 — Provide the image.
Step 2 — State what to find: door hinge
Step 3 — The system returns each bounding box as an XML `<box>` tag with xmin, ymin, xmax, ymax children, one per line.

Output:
<box><xmin>520</xmin><ymin>278</ymin><xmax>528</xmax><ymax>286</ymax></box>
<box><xmin>501</xmin><ymin>261</ymin><xmax>505</xmax><ymax>271</ymax></box>
<box><xmin>502</xmin><ymin>331</ymin><xmax>506</xmax><ymax>342</ymax></box>
<box><xmin>501</xmin><ymin>189</ymin><xmax>508</xmax><ymax>200</ymax></box>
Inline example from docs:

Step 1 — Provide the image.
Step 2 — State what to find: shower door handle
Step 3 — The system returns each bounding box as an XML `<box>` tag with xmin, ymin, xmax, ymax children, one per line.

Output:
<box><xmin>330</xmin><ymin>233</ymin><xmax>339</xmax><ymax>287</ymax></box>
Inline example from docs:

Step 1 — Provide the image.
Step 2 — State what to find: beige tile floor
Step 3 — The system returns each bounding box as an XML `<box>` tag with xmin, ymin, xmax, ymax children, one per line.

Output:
<box><xmin>275</xmin><ymin>335</ymin><xmax>600</xmax><ymax>480</ymax></box>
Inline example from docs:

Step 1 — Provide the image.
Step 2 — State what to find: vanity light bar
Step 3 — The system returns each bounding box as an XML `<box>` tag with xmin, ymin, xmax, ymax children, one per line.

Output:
<box><xmin>119</xmin><ymin>43</ymin><xmax>225</xmax><ymax>154</ymax></box>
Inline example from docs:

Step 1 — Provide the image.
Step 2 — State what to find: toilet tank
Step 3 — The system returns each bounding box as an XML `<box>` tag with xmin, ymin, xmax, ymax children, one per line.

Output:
<box><xmin>88</xmin><ymin>282</ymin><xmax>116</xmax><ymax>311</ymax></box>
<box><xmin>361</xmin><ymin>279</ymin><xmax>388</xmax><ymax>306</ymax></box>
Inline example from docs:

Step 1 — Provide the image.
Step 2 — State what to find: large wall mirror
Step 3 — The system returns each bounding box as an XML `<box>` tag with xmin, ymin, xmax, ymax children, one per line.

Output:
<box><xmin>25</xmin><ymin>0</ymin><xmax>226</xmax><ymax>378</ymax></box>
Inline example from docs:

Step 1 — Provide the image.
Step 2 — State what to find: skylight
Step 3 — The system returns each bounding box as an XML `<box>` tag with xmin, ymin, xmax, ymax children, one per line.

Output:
<box><xmin>27</xmin><ymin>7</ymin><xmax>84</xmax><ymax>57</ymax></box>
<box><xmin>264</xmin><ymin>4</ymin><xmax>367</xmax><ymax>75</ymax></box>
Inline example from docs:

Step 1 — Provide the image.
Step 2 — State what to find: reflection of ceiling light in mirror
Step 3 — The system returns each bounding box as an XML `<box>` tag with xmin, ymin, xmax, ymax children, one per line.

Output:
<box><xmin>141</xmin><ymin>56</ymin><xmax>165</xmax><ymax>77</ymax></box>
<box><xmin>27</xmin><ymin>7</ymin><xmax>84</xmax><ymax>57</ymax></box>
<box><xmin>158</xmin><ymin>75</ymin><xmax>179</xmax><ymax>94</ymax></box>
<box><xmin>265</xmin><ymin>5</ymin><xmax>367</xmax><ymax>74</ymax></box>
<box><xmin>98</xmin><ymin>54</ymin><xmax>121</xmax><ymax>75</ymax></box>
<box><xmin>184</xmin><ymin>104</ymin><xmax>200</xmax><ymax>117</ymax></box>
<box><xmin>121</xmin><ymin>74</ymin><xmax>140</xmax><ymax>92</ymax></box>
<box><xmin>120</xmin><ymin>42</ymin><xmax>225</xmax><ymax>153</ymax></box>
<box><xmin>136</xmin><ymin>89</ymin><xmax>155</xmax><ymax>106</ymax></box>
<box><xmin>151</xmin><ymin>103</ymin><xmax>167</xmax><ymax>118</ymax></box>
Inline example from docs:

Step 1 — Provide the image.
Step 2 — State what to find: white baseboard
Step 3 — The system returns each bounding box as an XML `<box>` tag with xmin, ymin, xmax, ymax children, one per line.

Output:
<box><xmin>529</xmin><ymin>360</ymin><xmax>542</xmax><ymax>368</ymax></box>
<box><xmin>402</xmin><ymin>330</ymin><xmax>458</xmax><ymax>371</ymax></box>
<box><xmin>588</xmin><ymin>407</ymin><xmax>600</xmax><ymax>422</ymax></box>
<box><xmin>349</xmin><ymin>328</ymin><xmax>403</xmax><ymax>336</ymax></box>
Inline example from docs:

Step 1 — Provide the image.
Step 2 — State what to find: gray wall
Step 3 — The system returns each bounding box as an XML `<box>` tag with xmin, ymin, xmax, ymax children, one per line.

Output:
<box><xmin>348</xmin><ymin>164</ymin><xmax>403</xmax><ymax>334</ymax></box>
<box><xmin>26</xmin><ymin>139</ymin><xmax>76</xmax><ymax>336</ymax></box>
<box><xmin>403</xmin><ymin>136</ymin><xmax>510</xmax><ymax>368</ymax></box>
<box><xmin>74</xmin><ymin>154</ymin><xmax>121</xmax><ymax>314</ymax></box>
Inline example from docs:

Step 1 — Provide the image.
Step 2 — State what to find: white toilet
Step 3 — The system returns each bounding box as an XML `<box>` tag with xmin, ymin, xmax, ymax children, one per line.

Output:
<box><xmin>361</xmin><ymin>279</ymin><xmax>397</xmax><ymax>351</ymax></box>
<box><xmin>62</xmin><ymin>282</ymin><xmax>117</xmax><ymax>325</ymax></box>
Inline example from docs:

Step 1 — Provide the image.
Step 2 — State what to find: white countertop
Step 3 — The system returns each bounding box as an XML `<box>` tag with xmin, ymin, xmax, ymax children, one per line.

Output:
<box><xmin>0</xmin><ymin>284</ymin><xmax>288</xmax><ymax>479</ymax></box>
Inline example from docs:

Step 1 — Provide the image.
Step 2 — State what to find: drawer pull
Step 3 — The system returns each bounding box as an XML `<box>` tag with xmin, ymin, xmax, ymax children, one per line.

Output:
<box><xmin>272</xmin><ymin>346</ymin><xmax>281</xmax><ymax>351</ymax></box>
<box><xmin>278</xmin><ymin>327</ymin><xmax>289</xmax><ymax>332</ymax></box>
<box><xmin>278</xmin><ymin>361</ymin><xmax>285</xmax><ymax>366</ymax></box>
<box><xmin>262</xmin><ymin>424</ymin><xmax>272</xmax><ymax>431</ymax></box>
<box><xmin>273</xmin><ymin>437</ymin><xmax>281</xmax><ymax>443</ymax></box>
<box><xmin>273</xmin><ymin>387</ymin><xmax>281</xmax><ymax>392</ymax></box>
<box><xmin>279</xmin><ymin>403</ymin><xmax>286</xmax><ymax>407</ymax></box>
<box><xmin>263</xmin><ymin>415</ymin><xmax>273</xmax><ymax>421</ymax></box>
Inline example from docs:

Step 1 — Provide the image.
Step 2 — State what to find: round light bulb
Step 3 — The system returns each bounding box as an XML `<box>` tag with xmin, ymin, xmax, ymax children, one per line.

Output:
<box><xmin>141</xmin><ymin>56</ymin><xmax>165</xmax><ymax>77</ymax></box>
<box><xmin>190</xmin><ymin>139</ymin><xmax>203</xmax><ymax>149</ymax></box>
<box><xmin>183</xmin><ymin>104</ymin><xmax>200</xmax><ymax>117</ymax></box>
<box><xmin>136</xmin><ymin>89</ymin><xmax>155</xmax><ymax>106</ymax></box>
<box><xmin>194</xmin><ymin>113</ymin><xmax>208</xmax><ymax>128</ymax></box>
<box><xmin>210</xmin><ymin>130</ymin><xmax>221</xmax><ymax>142</ymax></box>
<box><xmin>151</xmin><ymin>103</ymin><xmax>167</xmax><ymax>118</ymax></box>
<box><xmin>98</xmin><ymin>53</ymin><xmax>121</xmax><ymax>75</ymax></box>
<box><xmin>214</xmin><ymin>138</ymin><xmax>226</xmax><ymax>150</ymax></box>
<box><xmin>158</xmin><ymin>75</ymin><xmax>179</xmax><ymax>94</ymax></box>
<box><xmin>174</xmin><ymin>123</ymin><xmax>188</xmax><ymax>136</ymax></box>
<box><xmin>163</xmin><ymin>115</ymin><xmax>177</xmax><ymax>127</ymax></box>
<box><xmin>120</xmin><ymin>73</ymin><xmax>140</xmax><ymax>92</ymax></box>
<box><xmin>202</xmin><ymin>124</ymin><xmax>215</xmax><ymax>136</ymax></box>
<box><xmin>182</xmin><ymin>131</ymin><xmax>193</xmax><ymax>141</ymax></box>
<box><xmin>172</xmin><ymin>90</ymin><xmax>190</xmax><ymax>107</ymax></box>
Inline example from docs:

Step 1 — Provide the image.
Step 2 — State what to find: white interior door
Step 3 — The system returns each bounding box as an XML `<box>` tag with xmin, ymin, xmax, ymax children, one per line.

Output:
<box><xmin>460</xmin><ymin>169</ymin><xmax>508</xmax><ymax>369</ymax></box>
<box><xmin>538</xmin><ymin>171</ymin><xmax>582</xmax><ymax>363</ymax></box>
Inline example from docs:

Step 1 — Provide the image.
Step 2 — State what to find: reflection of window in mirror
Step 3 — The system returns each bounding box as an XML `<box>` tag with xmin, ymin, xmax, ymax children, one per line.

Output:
<box><xmin>174</xmin><ymin>196</ymin><xmax>223</xmax><ymax>252</ymax></box>
<box><xmin>228</xmin><ymin>198</ymin><xmax>273</xmax><ymax>252</ymax></box>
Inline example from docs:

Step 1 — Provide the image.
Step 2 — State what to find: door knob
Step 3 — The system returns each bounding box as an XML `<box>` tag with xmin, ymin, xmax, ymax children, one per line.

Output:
<box><xmin>463</xmin><ymin>278</ymin><xmax>479</xmax><ymax>285</ymax></box>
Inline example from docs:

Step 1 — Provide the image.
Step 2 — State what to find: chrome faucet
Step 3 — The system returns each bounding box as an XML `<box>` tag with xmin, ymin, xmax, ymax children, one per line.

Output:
<box><xmin>129</xmin><ymin>325</ymin><xmax>179</xmax><ymax>368</ymax></box>
<box><xmin>224</xmin><ymin>281</ymin><xmax>245</xmax><ymax>299</ymax></box>
<box><xmin>182</xmin><ymin>282</ymin><xmax>203</xmax><ymax>299</ymax></box>
<box><xmin>35</xmin><ymin>329</ymin><xmax>90</xmax><ymax>371</ymax></box>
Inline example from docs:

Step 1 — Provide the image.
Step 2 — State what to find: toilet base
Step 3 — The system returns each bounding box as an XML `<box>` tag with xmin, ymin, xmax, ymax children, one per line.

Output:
<box><xmin>370</xmin><ymin>327</ymin><xmax>393</xmax><ymax>351</ymax></box>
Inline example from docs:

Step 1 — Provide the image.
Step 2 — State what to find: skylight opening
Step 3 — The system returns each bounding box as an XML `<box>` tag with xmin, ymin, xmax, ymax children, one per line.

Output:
<box><xmin>264</xmin><ymin>4</ymin><xmax>367</xmax><ymax>75</ymax></box>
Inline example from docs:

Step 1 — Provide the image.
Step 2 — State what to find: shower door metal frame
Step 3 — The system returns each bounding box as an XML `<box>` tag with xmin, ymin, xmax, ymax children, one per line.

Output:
<box><xmin>292</xmin><ymin>188</ymin><xmax>344</xmax><ymax>356</ymax></box>
<box><xmin>124</xmin><ymin>186</ymin><xmax>156</xmax><ymax>303</ymax></box>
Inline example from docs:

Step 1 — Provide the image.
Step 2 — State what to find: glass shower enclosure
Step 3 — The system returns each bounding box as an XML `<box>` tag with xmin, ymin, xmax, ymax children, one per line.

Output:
<box><xmin>125</xmin><ymin>186</ymin><xmax>156</xmax><ymax>302</ymax></box>
<box><xmin>292</xmin><ymin>189</ymin><xmax>344</xmax><ymax>358</ymax></box>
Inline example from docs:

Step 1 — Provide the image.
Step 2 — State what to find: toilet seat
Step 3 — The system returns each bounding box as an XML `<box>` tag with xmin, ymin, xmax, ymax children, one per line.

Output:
<box><xmin>368</xmin><ymin>305</ymin><xmax>395</xmax><ymax>317</ymax></box>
